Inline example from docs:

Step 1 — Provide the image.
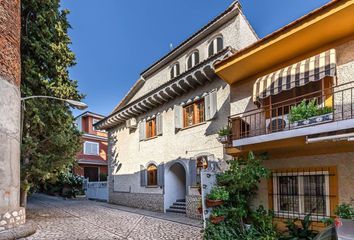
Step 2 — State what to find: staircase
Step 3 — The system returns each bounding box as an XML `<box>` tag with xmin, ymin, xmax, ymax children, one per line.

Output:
<box><xmin>166</xmin><ymin>199</ymin><xmax>186</xmax><ymax>214</ymax></box>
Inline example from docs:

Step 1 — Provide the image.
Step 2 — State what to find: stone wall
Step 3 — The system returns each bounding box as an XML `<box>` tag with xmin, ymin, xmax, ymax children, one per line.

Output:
<box><xmin>109</xmin><ymin>191</ymin><xmax>164</xmax><ymax>212</ymax></box>
<box><xmin>186</xmin><ymin>194</ymin><xmax>202</xmax><ymax>220</ymax></box>
<box><xmin>0</xmin><ymin>208</ymin><xmax>25</xmax><ymax>231</ymax></box>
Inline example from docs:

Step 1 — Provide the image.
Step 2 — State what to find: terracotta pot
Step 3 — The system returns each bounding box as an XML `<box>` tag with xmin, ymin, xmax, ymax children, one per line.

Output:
<box><xmin>206</xmin><ymin>198</ymin><xmax>223</xmax><ymax>208</ymax></box>
<box><xmin>210</xmin><ymin>215</ymin><xmax>225</xmax><ymax>224</ymax></box>
<box><xmin>197</xmin><ymin>207</ymin><xmax>203</xmax><ymax>214</ymax></box>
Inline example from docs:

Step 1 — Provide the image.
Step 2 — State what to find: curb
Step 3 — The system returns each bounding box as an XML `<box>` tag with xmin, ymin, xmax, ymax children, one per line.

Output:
<box><xmin>0</xmin><ymin>221</ymin><xmax>36</xmax><ymax>240</ymax></box>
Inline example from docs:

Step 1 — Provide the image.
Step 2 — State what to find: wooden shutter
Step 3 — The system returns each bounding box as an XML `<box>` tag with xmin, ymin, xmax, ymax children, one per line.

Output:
<box><xmin>139</xmin><ymin>119</ymin><xmax>146</xmax><ymax>141</ymax></box>
<box><xmin>140</xmin><ymin>165</ymin><xmax>146</xmax><ymax>187</ymax></box>
<box><xmin>187</xmin><ymin>55</ymin><xmax>193</xmax><ymax>69</ymax></box>
<box><xmin>208</xmin><ymin>42</ymin><xmax>214</xmax><ymax>57</ymax></box>
<box><xmin>156</xmin><ymin>114</ymin><xmax>163</xmax><ymax>136</ymax></box>
<box><xmin>194</xmin><ymin>51</ymin><xmax>199</xmax><ymax>65</ymax></box>
<box><xmin>189</xmin><ymin>159</ymin><xmax>197</xmax><ymax>187</ymax></box>
<box><xmin>174</xmin><ymin>105</ymin><xmax>183</xmax><ymax>129</ymax></box>
<box><xmin>157</xmin><ymin>164</ymin><xmax>165</xmax><ymax>187</ymax></box>
<box><xmin>205</xmin><ymin>91</ymin><xmax>217</xmax><ymax>121</ymax></box>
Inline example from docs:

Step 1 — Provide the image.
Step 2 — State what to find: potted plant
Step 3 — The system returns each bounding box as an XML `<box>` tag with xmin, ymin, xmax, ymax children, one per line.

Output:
<box><xmin>206</xmin><ymin>186</ymin><xmax>229</xmax><ymax>207</ymax></box>
<box><xmin>210</xmin><ymin>207</ymin><xmax>226</xmax><ymax>224</ymax></box>
<box><xmin>288</xmin><ymin>99</ymin><xmax>333</xmax><ymax>128</ymax></box>
<box><xmin>217</xmin><ymin>127</ymin><xmax>231</xmax><ymax>144</ymax></box>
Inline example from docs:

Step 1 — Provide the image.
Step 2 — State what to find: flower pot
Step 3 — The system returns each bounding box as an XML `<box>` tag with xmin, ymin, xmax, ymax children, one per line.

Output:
<box><xmin>290</xmin><ymin>112</ymin><xmax>333</xmax><ymax>129</ymax></box>
<box><xmin>210</xmin><ymin>215</ymin><xmax>225</xmax><ymax>224</ymax></box>
<box><xmin>197</xmin><ymin>207</ymin><xmax>203</xmax><ymax>214</ymax></box>
<box><xmin>206</xmin><ymin>198</ymin><xmax>223</xmax><ymax>208</ymax></box>
<box><xmin>217</xmin><ymin>135</ymin><xmax>229</xmax><ymax>144</ymax></box>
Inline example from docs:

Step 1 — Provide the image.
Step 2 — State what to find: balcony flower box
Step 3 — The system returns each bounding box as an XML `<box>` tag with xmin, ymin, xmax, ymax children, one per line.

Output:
<box><xmin>290</xmin><ymin>112</ymin><xmax>333</xmax><ymax>129</ymax></box>
<box><xmin>210</xmin><ymin>215</ymin><xmax>225</xmax><ymax>224</ymax></box>
<box><xmin>217</xmin><ymin>135</ymin><xmax>229</xmax><ymax>144</ymax></box>
<box><xmin>206</xmin><ymin>199</ymin><xmax>224</xmax><ymax>207</ymax></box>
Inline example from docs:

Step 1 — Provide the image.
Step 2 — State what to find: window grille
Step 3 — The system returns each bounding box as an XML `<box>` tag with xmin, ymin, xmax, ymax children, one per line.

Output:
<box><xmin>270</xmin><ymin>168</ymin><xmax>336</xmax><ymax>221</ymax></box>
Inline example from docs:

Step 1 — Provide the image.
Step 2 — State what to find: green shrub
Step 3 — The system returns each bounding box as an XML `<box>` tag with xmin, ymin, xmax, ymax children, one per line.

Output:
<box><xmin>280</xmin><ymin>213</ymin><xmax>318</xmax><ymax>240</ymax></box>
<box><xmin>211</xmin><ymin>207</ymin><xmax>227</xmax><ymax>217</ymax></box>
<box><xmin>218</xmin><ymin>127</ymin><xmax>231</xmax><ymax>137</ymax></box>
<box><xmin>334</xmin><ymin>203</ymin><xmax>354</xmax><ymax>219</ymax></box>
<box><xmin>99</xmin><ymin>173</ymin><xmax>108</xmax><ymax>181</ymax></box>
<box><xmin>208</xmin><ymin>186</ymin><xmax>229</xmax><ymax>201</ymax></box>
<box><xmin>288</xmin><ymin>99</ymin><xmax>333</xmax><ymax>123</ymax></box>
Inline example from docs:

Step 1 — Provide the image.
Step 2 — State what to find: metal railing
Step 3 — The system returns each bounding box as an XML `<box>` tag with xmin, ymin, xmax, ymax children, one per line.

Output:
<box><xmin>228</xmin><ymin>82</ymin><xmax>354</xmax><ymax>141</ymax></box>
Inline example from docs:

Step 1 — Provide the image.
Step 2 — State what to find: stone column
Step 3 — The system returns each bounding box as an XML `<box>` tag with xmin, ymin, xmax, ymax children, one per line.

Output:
<box><xmin>0</xmin><ymin>0</ymin><xmax>26</xmax><ymax>230</ymax></box>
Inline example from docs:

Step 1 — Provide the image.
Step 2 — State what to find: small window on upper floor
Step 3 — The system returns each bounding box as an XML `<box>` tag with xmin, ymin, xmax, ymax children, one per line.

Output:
<box><xmin>170</xmin><ymin>63</ymin><xmax>180</xmax><ymax>79</ymax></box>
<box><xmin>208</xmin><ymin>36</ymin><xmax>223</xmax><ymax>57</ymax></box>
<box><xmin>92</xmin><ymin>119</ymin><xmax>99</xmax><ymax>131</ymax></box>
<box><xmin>187</xmin><ymin>51</ymin><xmax>200</xmax><ymax>70</ymax></box>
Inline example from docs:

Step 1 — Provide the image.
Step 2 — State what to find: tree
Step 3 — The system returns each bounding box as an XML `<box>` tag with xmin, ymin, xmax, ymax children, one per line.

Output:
<box><xmin>20</xmin><ymin>0</ymin><xmax>83</xmax><ymax>205</ymax></box>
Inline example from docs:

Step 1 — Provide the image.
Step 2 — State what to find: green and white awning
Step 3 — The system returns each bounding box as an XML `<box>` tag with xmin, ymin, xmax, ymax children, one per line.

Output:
<box><xmin>253</xmin><ymin>49</ymin><xmax>336</xmax><ymax>102</ymax></box>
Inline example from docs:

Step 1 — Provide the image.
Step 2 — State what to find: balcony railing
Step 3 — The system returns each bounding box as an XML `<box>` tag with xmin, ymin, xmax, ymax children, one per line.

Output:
<box><xmin>228</xmin><ymin>82</ymin><xmax>354</xmax><ymax>142</ymax></box>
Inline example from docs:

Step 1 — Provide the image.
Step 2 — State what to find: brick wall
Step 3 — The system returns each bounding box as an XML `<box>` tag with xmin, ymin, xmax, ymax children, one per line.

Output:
<box><xmin>0</xmin><ymin>0</ymin><xmax>21</xmax><ymax>86</ymax></box>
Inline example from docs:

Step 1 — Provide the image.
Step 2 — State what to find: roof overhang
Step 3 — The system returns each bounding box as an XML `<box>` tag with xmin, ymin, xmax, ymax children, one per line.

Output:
<box><xmin>214</xmin><ymin>0</ymin><xmax>354</xmax><ymax>84</ymax></box>
<box><xmin>95</xmin><ymin>48</ymin><xmax>232</xmax><ymax>130</ymax></box>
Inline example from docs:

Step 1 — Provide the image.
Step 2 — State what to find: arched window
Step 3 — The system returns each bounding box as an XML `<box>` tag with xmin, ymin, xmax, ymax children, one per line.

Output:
<box><xmin>170</xmin><ymin>63</ymin><xmax>180</xmax><ymax>79</ymax></box>
<box><xmin>187</xmin><ymin>51</ymin><xmax>200</xmax><ymax>70</ymax></box>
<box><xmin>147</xmin><ymin>164</ymin><xmax>158</xmax><ymax>186</ymax></box>
<box><xmin>208</xmin><ymin>36</ymin><xmax>223</xmax><ymax>57</ymax></box>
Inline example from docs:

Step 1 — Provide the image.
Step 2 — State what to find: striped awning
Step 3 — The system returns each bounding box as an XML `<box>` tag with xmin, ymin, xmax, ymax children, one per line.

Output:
<box><xmin>253</xmin><ymin>49</ymin><xmax>336</xmax><ymax>102</ymax></box>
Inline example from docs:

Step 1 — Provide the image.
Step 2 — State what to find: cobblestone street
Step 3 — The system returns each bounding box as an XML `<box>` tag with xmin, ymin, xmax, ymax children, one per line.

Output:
<box><xmin>24</xmin><ymin>194</ymin><xmax>202</xmax><ymax>240</ymax></box>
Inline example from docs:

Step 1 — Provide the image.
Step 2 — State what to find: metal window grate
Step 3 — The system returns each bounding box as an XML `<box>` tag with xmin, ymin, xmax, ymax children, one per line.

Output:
<box><xmin>270</xmin><ymin>168</ymin><xmax>335</xmax><ymax>221</ymax></box>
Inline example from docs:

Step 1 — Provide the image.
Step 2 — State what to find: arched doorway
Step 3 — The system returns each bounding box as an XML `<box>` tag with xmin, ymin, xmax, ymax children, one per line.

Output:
<box><xmin>164</xmin><ymin>162</ymin><xmax>186</xmax><ymax>212</ymax></box>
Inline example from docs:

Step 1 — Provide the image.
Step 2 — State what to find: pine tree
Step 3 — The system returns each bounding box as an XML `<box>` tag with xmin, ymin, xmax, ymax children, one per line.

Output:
<box><xmin>20</xmin><ymin>0</ymin><xmax>83</xmax><ymax>205</ymax></box>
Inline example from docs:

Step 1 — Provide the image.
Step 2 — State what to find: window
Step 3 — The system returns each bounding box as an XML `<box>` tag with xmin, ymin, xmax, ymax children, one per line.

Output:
<box><xmin>84</xmin><ymin>141</ymin><xmax>99</xmax><ymax>155</ymax></box>
<box><xmin>170</xmin><ymin>63</ymin><xmax>180</xmax><ymax>79</ymax></box>
<box><xmin>208</xmin><ymin>36</ymin><xmax>223</xmax><ymax>57</ymax></box>
<box><xmin>146</xmin><ymin>119</ymin><xmax>156</xmax><ymax>139</ymax></box>
<box><xmin>147</xmin><ymin>164</ymin><xmax>157</xmax><ymax>186</ymax></box>
<box><xmin>272</xmin><ymin>171</ymin><xmax>330</xmax><ymax>219</ymax></box>
<box><xmin>183</xmin><ymin>100</ymin><xmax>205</xmax><ymax>128</ymax></box>
<box><xmin>92</xmin><ymin>119</ymin><xmax>99</xmax><ymax>131</ymax></box>
<box><xmin>187</xmin><ymin>51</ymin><xmax>199</xmax><ymax>70</ymax></box>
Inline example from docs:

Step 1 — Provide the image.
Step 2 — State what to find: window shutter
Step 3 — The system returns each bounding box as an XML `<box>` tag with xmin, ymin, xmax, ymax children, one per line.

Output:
<box><xmin>140</xmin><ymin>165</ymin><xmax>146</xmax><ymax>187</ymax></box>
<box><xmin>176</xmin><ymin>63</ymin><xmax>180</xmax><ymax>76</ymax></box>
<box><xmin>189</xmin><ymin>159</ymin><xmax>197</xmax><ymax>187</ymax></box>
<box><xmin>205</xmin><ymin>91</ymin><xmax>217</xmax><ymax>121</ymax></box>
<box><xmin>156</xmin><ymin>114</ymin><xmax>163</xmax><ymax>136</ymax></box>
<box><xmin>157</xmin><ymin>163</ymin><xmax>165</xmax><ymax>187</ymax></box>
<box><xmin>217</xmin><ymin>37</ymin><xmax>223</xmax><ymax>52</ymax></box>
<box><xmin>139</xmin><ymin>119</ymin><xmax>146</xmax><ymax>141</ymax></box>
<box><xmin>174</xmin><ymin>105</ymin><xmax>183</xmax><ymax>130</ymax></box>
<box><xmin>187</xmin><ymin>56</ymin><xmax>192</xmax><ymax>70</ymax></box>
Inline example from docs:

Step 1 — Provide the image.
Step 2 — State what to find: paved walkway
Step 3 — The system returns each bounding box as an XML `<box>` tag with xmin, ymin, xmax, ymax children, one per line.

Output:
<box><xmin>23</xmin><ymin>194</ymin><xmax>202</xmax><ymax>240</ymax></box>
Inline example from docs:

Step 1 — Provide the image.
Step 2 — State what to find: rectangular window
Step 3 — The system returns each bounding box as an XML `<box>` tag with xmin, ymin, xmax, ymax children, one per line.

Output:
<box><xmin>146</xmin><ymin>119</ymin><xmax>156</xmax><ymax>139</ymax></box>
<box><xmin>84</xmin><ymin>141</ymin><xmax>99</xmax><ymax>155</ymax></box>
<box><xmin>183</xmin><ymin>99</ymin><xmax>205</xmax><ymax>128</ymax></box>
<box><xmin>92</xmin><ymin>119</ymin><xmax>99</xmax><ymax>131</ymax></box>
<box><xmin>272</xmin><ymin>171</ymin><xmax>330</xmax><ymax>219</ymax></box>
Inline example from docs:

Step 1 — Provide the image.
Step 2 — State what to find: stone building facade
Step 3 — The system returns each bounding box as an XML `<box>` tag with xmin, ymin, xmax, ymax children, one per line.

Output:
<box><xmin>96</xmin><ymin>1</ymin><xmax>258</xmax><ymax>218</ymax></box>
<box><xmin>0</xmin><ymin>0</ymin><xmax>26</xmax><ymax>231</ymax></box>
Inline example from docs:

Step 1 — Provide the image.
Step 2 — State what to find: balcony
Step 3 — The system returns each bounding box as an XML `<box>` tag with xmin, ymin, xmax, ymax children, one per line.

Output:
<box><xmin>228</xmin><ymin>82</ymin><xmax>354</xmax><ymax>149</ymax></box>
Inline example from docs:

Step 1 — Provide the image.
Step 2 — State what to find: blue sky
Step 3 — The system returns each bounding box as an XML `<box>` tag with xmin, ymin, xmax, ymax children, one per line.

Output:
<box><xmin>62</xmin><ymin>0</ymin><xmax>331</xmax><ymax>117</ymax></box>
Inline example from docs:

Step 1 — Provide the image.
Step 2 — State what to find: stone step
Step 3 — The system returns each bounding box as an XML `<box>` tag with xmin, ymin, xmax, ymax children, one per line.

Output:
<box><xmin>176</xmin><ymin>199</ymin><xmax>186</xmax><ymax>203</ymax></box>
<box><xmin>170</xmin><ymin>205</ymin><xmax>186</xmax><ymax>210</ymax></box>
<box><xmin>173</xmin><ymin>202</ymin><xmax>186</xmax><ymax>206</ymax></box>
<box><xmin>166</xmin><ymin>208</ymin><xmax>186</xmax><ymax>214</ymax></box>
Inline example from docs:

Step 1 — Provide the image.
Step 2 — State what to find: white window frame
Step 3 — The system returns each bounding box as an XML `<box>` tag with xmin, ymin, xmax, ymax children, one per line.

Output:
<box><xmin>272</xmin><ymin>171</ymin><xmax>330</xmax><ymax>219</ymax></box>
<box><xmin>83</xmin><ymin>141</ymin><xmax>99</xmax><ymax>156</ymax></box>
<box><xmin>208</xmin><ymin>35</ymin><xmax>223</xmax><ymax>57</ymax></box>
<box><xmin>186</xmin><ymin>50</ymin><xmax>199</xmax><ymax>70</ymax></box>
<box><xmin>170</xmin><ymin>62</ymin><xmax>180</xmax><ymax>79</ymax></box>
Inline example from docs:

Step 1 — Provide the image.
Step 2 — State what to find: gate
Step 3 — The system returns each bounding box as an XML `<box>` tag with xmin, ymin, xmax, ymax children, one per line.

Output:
<box><xmin>83</xmin><ymin>179</ymin><xmax>108</xmax><ymax>201</ymax></box>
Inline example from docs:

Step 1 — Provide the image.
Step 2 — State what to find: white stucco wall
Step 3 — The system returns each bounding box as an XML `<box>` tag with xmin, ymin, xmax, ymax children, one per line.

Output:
<box><xmin>126</xmin><ymin>12</ymin><xmax>258</xmax><ymax>105</ymax></box>
<box><xmin>110</xmin><ymin>78</ymin><xmax>230</xmax><ymax>195</ymax></box>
